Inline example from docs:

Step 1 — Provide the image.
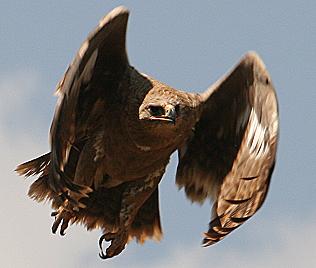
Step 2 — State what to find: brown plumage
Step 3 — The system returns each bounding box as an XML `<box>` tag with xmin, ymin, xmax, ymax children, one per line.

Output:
<box><xmin>16</xmin><ymin>6</ymin><xmax>279</xmax><ymax>259</ymax></box>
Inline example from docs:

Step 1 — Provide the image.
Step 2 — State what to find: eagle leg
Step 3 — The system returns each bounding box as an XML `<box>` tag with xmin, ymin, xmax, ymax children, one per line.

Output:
<box><xmin>99</xmin><ymin>171</ymin><xmax>163</xmax><ymax>259</ymax></box>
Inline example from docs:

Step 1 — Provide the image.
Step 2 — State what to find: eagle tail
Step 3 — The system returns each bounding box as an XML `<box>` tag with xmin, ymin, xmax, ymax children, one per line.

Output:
<box><xmin>16</xmin><ymin>152</ymin><xmax>50</xmax><ymax>177</ymax></box>
<box><xmin>17</xmin><ymin>154</ymin><xmax>163</xmax><ymax>243</ymax></box>
<box><xmin>16</xmin><ymin>153</ymin><xmax>57</xmax><ymax>203</ymax></box>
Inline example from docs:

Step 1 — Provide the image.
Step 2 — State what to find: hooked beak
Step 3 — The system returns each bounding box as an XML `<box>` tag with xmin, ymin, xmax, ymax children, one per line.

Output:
<box><xmin>150</xmin><ymin>106</ymin><xmax>176</xmax><ymax>125</ymax></box>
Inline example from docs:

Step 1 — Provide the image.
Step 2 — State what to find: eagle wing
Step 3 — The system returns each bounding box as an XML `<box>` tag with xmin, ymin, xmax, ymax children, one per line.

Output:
<box><xmin>176</xmin><ymin>52</ymin><xmax>279</xmax><ymax>246</ymax></box>
<box><xmin>48</xmin><ymin>7</ymin><xmax>130</xmax><ymax>197</ymax></box>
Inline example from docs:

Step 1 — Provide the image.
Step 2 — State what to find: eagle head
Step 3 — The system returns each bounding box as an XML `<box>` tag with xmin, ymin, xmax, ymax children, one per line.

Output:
<box><xmin>137</xmin><ymin>80</ymin><xmax>200</xmax><ymax>141</ymax></box>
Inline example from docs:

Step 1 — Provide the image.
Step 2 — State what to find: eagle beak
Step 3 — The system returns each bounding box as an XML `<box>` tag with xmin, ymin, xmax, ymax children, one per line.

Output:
<box><xmin>148</xmin><ymin>106</ymin><xmax>176</xmax><ymax>124</ymax></box>
<box><xmin>164</xmin><ymin>106</ymin><xmax>176</xmax><ymax>125</ymax></box>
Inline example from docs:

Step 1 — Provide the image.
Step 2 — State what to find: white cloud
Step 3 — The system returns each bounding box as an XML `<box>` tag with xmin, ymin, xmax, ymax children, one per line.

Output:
<box><xmin>0</xmin><ymin>71</ymin><xmax>38</xmax><ymax>125</ymax></box>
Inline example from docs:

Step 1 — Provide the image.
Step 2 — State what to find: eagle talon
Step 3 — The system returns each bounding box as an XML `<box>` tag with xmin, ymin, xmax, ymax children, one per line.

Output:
<box><xmin>51</xmin><ymin>211</ymin><xmax>58</xmax><ymax>217</ymax></box>
<box><xmin>98</xmin><ymin>252</ymin><xmax>110</xmax><ymax>259</ymax></box>
<box><xmin>99</xmin><ymin>233</ymin><xmax>111</xmax><ymax>259</ymax></box>
<box><xmin>98</xmin><ymin>230</ymin><xmax>128</xmax><ymax>259</ymax></box>
<box><xmin>51</xmin><ymin>208</ymin><xmax>75</xmax><ymax>235</ymax></box>
<box><xmin>98</xmin><ymin>234</ymin><xmax>106</xmax><ymax>251</ymax></box>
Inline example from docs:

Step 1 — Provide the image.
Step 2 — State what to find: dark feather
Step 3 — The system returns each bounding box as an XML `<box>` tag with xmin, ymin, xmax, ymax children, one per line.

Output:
<box><xmin>176</xmin><ymin>52</ymin><xmax>279</xmax><ymax>246</ymax></box>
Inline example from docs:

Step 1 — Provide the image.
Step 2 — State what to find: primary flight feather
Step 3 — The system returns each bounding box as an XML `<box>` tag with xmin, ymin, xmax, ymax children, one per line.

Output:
<box><xmin>16</xmin><ymin>6</ymin><xmax>279</xmax><ymax>259</ymax></box>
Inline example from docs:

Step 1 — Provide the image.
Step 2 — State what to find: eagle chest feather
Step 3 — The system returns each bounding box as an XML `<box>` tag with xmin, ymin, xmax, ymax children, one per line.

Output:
<box><xmin>96</xmin><ymin>105</ymin><xmax>171</xmax><ymax>182</ymax></box>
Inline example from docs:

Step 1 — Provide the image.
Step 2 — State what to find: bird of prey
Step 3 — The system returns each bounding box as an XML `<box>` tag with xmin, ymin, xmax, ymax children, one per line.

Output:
<box><xmin>16</xmin><ymin>6</ymin><xmax>279</xmax><ymax>259</ymax></box>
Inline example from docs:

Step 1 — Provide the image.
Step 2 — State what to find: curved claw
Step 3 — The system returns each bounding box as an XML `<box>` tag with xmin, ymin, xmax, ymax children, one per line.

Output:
<box><xmin>60</xmin><ymin>217</ymin><xmax>70</xmax><ymax>236</ymax></box>
<box><xmin>99</xmin><ymin>234</ymin><xmax>107</xmax><ymax>256</ymax></box>
<box><xmin>98</xmin><ymin>233</ymin><xmax>113</xmax><ymax>259</ymax></box>
<box><xmin>98</xmin><ymin>231</ymin><xmax>128</xmax><ymax>260</ymax></box>
<box><xmin>51</xmin><ymin>209</ymin><xmax>74</xmax><ymax>235</ymax></box>
<box><xmin>99</xmin><ymin>252</ymin><xmax>111</xmax><ymax>259</ymax></box>
<box><xmin>51</xmin><ymin>211</ymin><xmax>58</xmax><ymax>217</ymax></box>
<box><xmin>52</xmin><ymin>218</ymin><xmax>62</xmax><ymax>234</ymax></box>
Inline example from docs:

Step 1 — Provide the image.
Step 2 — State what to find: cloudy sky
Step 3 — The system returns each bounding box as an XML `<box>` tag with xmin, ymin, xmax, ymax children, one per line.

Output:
<box><xmin>1</xmin><ymin>1</ymin><xmax>315</xmax><ymax>267</ymax></box>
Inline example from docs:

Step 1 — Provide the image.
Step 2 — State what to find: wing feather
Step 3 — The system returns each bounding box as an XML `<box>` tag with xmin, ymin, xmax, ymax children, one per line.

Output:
<box><xmin>48</xmin><ymin>7</ymin><xmax>130</xmax><ymax>197</ymax></box>
<box><xmin>176</xmin><ymin>52</ymin><xmax>279</xmax><ymax>245</ymax></box>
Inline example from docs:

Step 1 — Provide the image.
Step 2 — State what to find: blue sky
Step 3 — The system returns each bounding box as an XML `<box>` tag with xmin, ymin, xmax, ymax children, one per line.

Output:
<box><xmin>1</xmin><ymin>1</ymin><xmax>315</xmax><ymax>267</ymax></box>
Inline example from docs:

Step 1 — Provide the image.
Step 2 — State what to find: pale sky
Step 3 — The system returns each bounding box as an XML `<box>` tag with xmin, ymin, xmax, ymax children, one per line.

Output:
<box><xmin>1</xmin><ymin>1</ymin><xmax>315</xmax><ymax>267</ymax></box>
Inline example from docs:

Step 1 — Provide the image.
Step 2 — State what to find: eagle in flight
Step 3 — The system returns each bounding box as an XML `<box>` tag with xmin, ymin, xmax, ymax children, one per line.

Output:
<box><xmin>16</xmin><ymin>6</ymin><xmax>279</xmax><ymax>259</ymax></box>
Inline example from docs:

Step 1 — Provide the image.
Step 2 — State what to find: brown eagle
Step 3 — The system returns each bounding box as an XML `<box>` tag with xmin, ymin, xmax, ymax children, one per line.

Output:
<box><xmin>16</xmin><ymin>6</ymin><xmax>279</xmax><ymax>259</ymax></box>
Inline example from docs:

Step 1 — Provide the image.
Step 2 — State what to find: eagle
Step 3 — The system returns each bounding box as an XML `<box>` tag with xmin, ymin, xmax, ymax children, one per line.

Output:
<box><xmin>16</xmin><ymin>6</ymin><xmax>279</xmax><ymax>259</ymax></box>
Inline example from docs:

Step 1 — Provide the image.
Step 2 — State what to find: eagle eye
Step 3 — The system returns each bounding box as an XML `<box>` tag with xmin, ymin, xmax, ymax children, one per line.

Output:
<box><xmin>148</xmin><ymin>105</ymin><xmax>164</xmax><ymax>117</ymax></box>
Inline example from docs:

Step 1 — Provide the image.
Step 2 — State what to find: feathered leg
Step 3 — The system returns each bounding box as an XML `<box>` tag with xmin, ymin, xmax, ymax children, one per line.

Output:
<box><xmin>99</xmin><ymin>171</ymin><xmax>163</xmax><ymax>259</ymax></box>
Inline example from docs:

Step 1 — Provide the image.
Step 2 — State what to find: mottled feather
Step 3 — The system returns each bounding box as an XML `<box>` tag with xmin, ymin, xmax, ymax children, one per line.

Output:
<box><xmin>176</xmin><ymin>52</ymin><xmax>278</xmax><ymax>246</ymax></box>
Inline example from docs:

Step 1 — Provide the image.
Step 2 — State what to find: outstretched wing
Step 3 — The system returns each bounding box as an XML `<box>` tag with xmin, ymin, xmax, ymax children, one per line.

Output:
<box><xmin>176</xmin><ymin>52</ymin><xmax>279</xmax><ymax>246</ymax></box>
<box><xmin>49</xmin><ymin>6</ymin><xmax>130</xmax><ymax>196</ymax></box>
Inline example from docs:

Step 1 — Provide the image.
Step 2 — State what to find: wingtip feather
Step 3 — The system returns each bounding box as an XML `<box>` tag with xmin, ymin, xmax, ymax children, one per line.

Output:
<box><xmin>241</xmin><ymin>51</ymin><xmax>270</xmax><ymax>78</ymax></box>
<box><xmin>99</xmin><ymin>6</ymin><xmax>130</xmax><ymax>28</ymax></box>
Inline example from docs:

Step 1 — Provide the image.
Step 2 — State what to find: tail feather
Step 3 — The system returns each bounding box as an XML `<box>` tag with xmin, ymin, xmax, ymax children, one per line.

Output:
<box><xmin>16</xmin><ymin>153</ymin><xmax>51</xmax><ymax>177</ymax></box>
<box><xmin>16</xmin><ymin>153</ymin><xmax>57</xmax><ymax>204</ymax></box>
<box><xmin>28</xmin><ymin>176</ymin><xmax>61</xmax><ymax>204</ymax></box>
<box><xmin>17</xmin><ymin>153</ymin><xmax>163</xmax><ymax>244</ymax></box>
